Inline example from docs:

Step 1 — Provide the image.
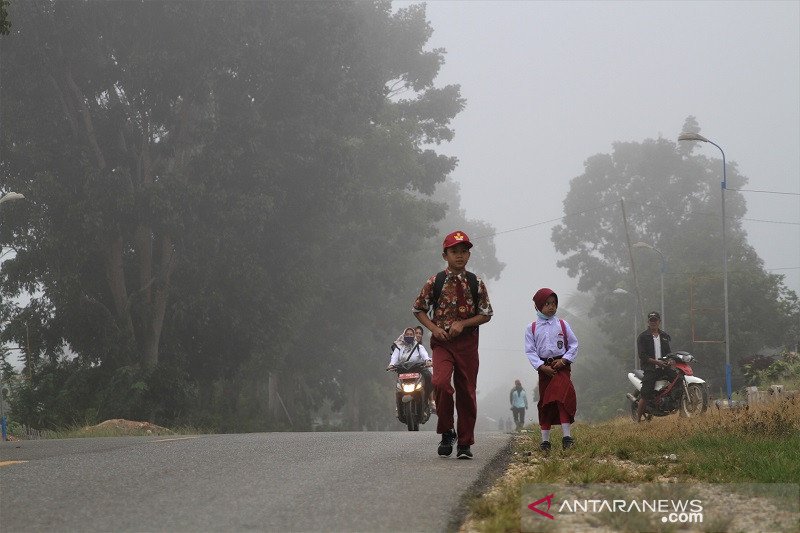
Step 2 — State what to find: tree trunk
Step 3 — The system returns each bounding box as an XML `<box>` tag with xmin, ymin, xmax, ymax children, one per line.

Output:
<box><xmin>104</xmin><ymin>230</ymin><xmax>135</xmax><ymax>339</ymax></box>
<box><xmin>142</xmin><ymin>234</ymin><xmax>175</xmax><ymax>369</ymax></box>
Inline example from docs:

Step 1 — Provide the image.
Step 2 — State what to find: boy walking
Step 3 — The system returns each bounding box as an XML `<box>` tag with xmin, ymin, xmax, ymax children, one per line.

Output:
<box><xmin>413</xmin><ymin>231</ymin><xmax>493</xmax><ymax>459</ymax></box>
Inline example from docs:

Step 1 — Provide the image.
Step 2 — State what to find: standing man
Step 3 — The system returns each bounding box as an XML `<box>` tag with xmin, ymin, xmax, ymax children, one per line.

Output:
<box><xmin>509</xmin><ymin>379</ymin><xmax>528</xmax><ymax>431</ymax></box>
<box><xmin>636</xmin><ymin>311</ymin><xmax>673</xmax><ymax>422</ymax></box>
<box><xmin>413</xmin><ymin>231</ymin><xmax>493</xmax><ymax>459</ymax></box>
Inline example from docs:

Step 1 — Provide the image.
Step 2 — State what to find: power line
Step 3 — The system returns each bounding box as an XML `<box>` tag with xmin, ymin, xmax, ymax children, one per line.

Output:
<box><xmin>730</xmin><ymin>188</ymin><xmax>800</xmax><ymax>197</ymax></box>
<box><xmin>473</xmin><ymin>201</ymin><xmax>619</xmax><ymax>239</ymax></box>
<box><xmin>474</xmin><ymin>198</ymin><xmax>799</xmax><ymax>241</ymax></box>
<box><xmin>740</xmin><ymin>216</ymin><xmax>799</xmax><ymax>226</ymax></box>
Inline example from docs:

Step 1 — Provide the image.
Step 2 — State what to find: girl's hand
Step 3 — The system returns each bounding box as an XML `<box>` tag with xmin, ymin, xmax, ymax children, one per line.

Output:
<box><xmin>540</xmin><ymin>365</ymin><xmax>556</xmax><ymax>377</ymax></box>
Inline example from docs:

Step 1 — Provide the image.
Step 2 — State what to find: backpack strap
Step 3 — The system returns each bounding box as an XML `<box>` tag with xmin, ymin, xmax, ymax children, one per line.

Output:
<box><xmin>465</xmin><ymin>271</ymin><xmax>480</xmax><ymax>312</ymax></box>
<box><xmin>404</xmin><ymin>343</ymin><xmax>420</xmax><ymax>362</ymax></box>
<box><xmin>428</xmin><ymin>271</ymin><xmax>448</xmax><ymax>318</ymax></box>
<box><xmin>531</xmin><ymin>319</ymin><xmax>569</xmax><ymax>351</ymax></box>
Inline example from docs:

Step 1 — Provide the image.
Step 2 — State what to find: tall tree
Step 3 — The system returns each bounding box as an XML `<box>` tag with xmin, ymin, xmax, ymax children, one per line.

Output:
<box><xmin>1</xmin><ymin>1</ymin><xmax>500</xmax><ymax>428</ymax></box>
<box><xmin>551</xmin><ymin>117</ymin><xmax>799</xmax><ymax>389</ymax></box>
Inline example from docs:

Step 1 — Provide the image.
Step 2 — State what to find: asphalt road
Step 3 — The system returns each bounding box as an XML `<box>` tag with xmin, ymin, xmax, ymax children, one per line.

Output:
<box><xmin>0</xmin><ymin>431</ymin><xmax>511</xmax><ymax>532</ymax></box>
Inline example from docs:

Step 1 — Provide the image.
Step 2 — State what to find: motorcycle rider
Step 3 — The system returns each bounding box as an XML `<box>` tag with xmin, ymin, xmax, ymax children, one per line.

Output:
<box><xmin>636</xmin><ymin>311</ymin><xmax>674</xmax><ymax>422</ymax></box>
<box><xmin>387</xmin><ymin>327</ymin><xmax>433</xmax><ymax>405</ymax></box>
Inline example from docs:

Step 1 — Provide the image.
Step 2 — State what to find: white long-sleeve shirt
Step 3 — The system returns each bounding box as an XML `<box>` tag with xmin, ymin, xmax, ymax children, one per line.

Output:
<box><xmin>524</xmin><ymin>316</ymin><xmax>579</xmax><ymax>370</ymax></box>
<box><xmin>389</xmin><ymin>343</ymin><xmax>431</xmax><ymax>366</ymax></box>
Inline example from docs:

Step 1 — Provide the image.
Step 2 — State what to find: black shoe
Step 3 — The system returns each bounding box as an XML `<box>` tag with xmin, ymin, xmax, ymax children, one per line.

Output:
<box><xmin>456</xmin><ymin>445</ymin><xmax>473</xmax><ymax>459</ymax></box>
<box><xmin>562</xmin><ymin>436</ymin><xmax>575</xmax><ymax>450</ymax></box>
<box><xmin>438</xmin><ymin>429</ymin><xmax>457</xmax><ymax>457</ymax></box>
<box><xmin>540</xmin><ymin>440</ymin><xmax>551</xmax><ymax>452</ymax></box>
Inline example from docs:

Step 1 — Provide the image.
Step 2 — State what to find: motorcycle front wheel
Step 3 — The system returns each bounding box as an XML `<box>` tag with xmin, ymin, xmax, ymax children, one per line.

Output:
<box><xmin>679</xmin><ymin>383</ymin><xmax>705</xmax><ymax>417</ymax></box>
<box><xmin>405</xmin><ymin>401</ymin><xmax>419</xmax><ymax>431</ymax></box>
<box><xmin>681</xmin><ymin>383</ymin><xmax>708</xmax><ymax>417</ymax></box>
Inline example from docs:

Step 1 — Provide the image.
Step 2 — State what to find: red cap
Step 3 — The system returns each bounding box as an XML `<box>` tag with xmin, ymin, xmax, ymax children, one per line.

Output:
<box><xmin>442</xmin><ymin>230</ymin><xmax>473</xmax><ymax>251</ymax></box>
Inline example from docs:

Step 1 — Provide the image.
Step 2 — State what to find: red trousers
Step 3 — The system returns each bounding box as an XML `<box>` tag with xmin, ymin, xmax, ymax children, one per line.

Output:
<box><xmin>431</xmin><ymin>328</ymin><xmax>480</xmax><ymax>446</ymax></box>
<box><xmin>537</xmin><ymin>365</ymin><xmax>576</xmax><ymax>429</ymax></box>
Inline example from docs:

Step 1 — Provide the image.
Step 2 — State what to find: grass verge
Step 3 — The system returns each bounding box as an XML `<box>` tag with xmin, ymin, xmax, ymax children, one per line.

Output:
<box><xmin>463</xmin><ymin>393</ymin><xmax>800</xmax><ymax>532</ymax></box>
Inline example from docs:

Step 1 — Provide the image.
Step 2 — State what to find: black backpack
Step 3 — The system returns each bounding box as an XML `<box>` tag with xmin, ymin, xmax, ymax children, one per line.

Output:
<box><xmin>428</xmin><ymin>270</ymin><xmax>480</xmax><ymax>318</ymax></box>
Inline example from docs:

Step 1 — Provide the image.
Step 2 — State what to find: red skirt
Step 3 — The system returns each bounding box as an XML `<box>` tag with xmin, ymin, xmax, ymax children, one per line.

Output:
<box><xmin>537</xmin><ymin>365</ymin><xmax>577</xmax><ymax>425</ymax></box>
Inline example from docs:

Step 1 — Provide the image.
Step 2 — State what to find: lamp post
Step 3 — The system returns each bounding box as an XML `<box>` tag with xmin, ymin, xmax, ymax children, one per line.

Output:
<box><xmin>613</xmin><ymin>288</ymin><xmax>638</xmax><ymax>370</ymax></box>
<box><xmin>632</xmin><ymin>241</ymin><xmax>667</xmax><ymax>329</ymax></box>
<box><xmin>678</xmin><ymin>132</ymin><xmax>731</xmax><ymax>403</ymax></box>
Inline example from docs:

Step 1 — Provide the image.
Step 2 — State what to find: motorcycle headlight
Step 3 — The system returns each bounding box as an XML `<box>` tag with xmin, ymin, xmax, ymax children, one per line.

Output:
<box><xmin>415</xmin><ymin>382</ymin><xmax>422</xmax><ymax>390</ymax></box>
<box><xmin>402</xmin><ymin>383</ymin><xmax>416</xmax><ymax>393</ymax></box>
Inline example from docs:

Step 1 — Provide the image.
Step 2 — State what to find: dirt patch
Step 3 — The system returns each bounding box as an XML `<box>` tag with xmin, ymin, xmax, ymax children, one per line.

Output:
<box><xmin>82</xmin><ymin>419</ymin><xmax>172</xmax><ymax>436</ymax></box>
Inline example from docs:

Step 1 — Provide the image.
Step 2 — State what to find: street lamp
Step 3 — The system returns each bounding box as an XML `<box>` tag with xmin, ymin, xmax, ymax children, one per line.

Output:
<box><xmin>0</xmin><ymin>192</ymin><xmax>25</xmax><ymax>206</ymax></box>
<box><xmin>632</xmin><ymin>241</ymin><xmax>667</xmax><ymax>329</ymax></box>
<box><xmin>678</xmin><ymin>131</ymin><xmax>731</xmax><ymax>403</ymax></box>
<box><xmin>613</xmin><ymin>288</ymin><xmax>638</xmax><ymax>370</ymax></box>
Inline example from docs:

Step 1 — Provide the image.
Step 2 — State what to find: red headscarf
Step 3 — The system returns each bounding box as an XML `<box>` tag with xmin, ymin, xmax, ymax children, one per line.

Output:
<box><xmin>532</xmin><ymin>288</ymin><xmax>558</xmax><ymax>312</ymax></box>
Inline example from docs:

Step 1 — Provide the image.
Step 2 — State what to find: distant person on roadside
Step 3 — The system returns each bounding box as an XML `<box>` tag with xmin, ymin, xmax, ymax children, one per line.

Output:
<box><xmin>413</xmin><ymin>230</ymin><xmax>493</xmax><ymax>460</ymax></box>
<box><xmin>525</xmin><ymin>288</ymin><xmax>579</xmax><ymax>452</ymax></box>
<box><xmin>636</xmin><ymin>311</ymin><xmax>673</xmax><ymax>422</ymax></box>
<box><xmin>509</xmin><ymin>379</ymin><xmax>528</xmax><ymax>431</ymax></box>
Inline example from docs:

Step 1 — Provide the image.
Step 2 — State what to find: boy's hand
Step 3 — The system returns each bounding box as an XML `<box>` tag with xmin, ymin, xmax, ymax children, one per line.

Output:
<box><xmin>539</xmin><ymin>365</ymin><xmax>556</xmax><ymax>377</ymax></box>
<box><xmin>432</xmin><ymin>326</ymin><xmax>449</xmax><ymax>341</ymax></box>
<box><xmin>386</xmin><ymin>365</ymin><xmax>396</xmax><ymax>371</ymax></box>
<box><xmin>448</xmin><ymin>321</ymin><xmax>464</xmax><ymax>338</ymax></box>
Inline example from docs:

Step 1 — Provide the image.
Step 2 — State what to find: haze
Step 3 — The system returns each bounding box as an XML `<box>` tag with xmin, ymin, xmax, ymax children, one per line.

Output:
<box><xmin>402</xmin><ymin>0</ymin><xmax>800</xmax><ymax>404</ymax></box>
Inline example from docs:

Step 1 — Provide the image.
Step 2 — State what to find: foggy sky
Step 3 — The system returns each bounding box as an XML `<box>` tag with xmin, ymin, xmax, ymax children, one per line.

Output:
<box><xmin>402</xmin><ymin>0</ymin><xmax>800</xmax><ymax>399</ymax></box>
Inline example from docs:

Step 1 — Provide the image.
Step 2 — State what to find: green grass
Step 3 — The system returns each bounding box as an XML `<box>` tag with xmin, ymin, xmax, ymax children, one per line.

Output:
<box><xmin>465</xmin><ymin>394</ymin><xmax>800</xmax><ymax>532</ymax></box>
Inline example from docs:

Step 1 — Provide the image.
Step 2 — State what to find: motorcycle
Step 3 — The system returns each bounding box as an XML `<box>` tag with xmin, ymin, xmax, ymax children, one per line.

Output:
<box><xmin>626</xmin><ymin>351</ymin><xmax>709</xmax><ymax>421</ymax></box>
<box><xmin>389</xmin><ymin>360</ymin><xmax>431</xmax><ymax>431</ymax></box>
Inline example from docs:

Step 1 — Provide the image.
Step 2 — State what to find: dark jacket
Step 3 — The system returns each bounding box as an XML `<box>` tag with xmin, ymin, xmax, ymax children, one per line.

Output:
<box><xmin>637</xmin><ymin>329</ymin><xmax>671</xmax><ymax>370</ymax></box>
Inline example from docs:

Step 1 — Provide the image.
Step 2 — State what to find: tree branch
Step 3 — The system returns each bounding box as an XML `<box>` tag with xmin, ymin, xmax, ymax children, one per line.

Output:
<box><xmin>63</xmin><ymin>65</ymin><xmax>106</xmax><ymax>170</ymax></box>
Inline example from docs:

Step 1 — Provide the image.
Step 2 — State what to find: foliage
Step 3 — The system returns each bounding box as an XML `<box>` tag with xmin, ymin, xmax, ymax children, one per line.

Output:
<box><xmin>0</xmin><ymin>1</ymin><xmax>501</xmax><ymax>430</ymax></box>
<box><xmin>740</xmin><ymin>354</ymin><xmax>776</xmax><ymax>385</ymax></box>
<box><xmin>0</xmin><ymin>0</ymin><xmax>10</xmax><ymax>35</ymax></box>
<box><xmin>743</xmin><ymin>350</ymin><xmax>800</xmax><ymax>390</ymax></box>
<box><xmin>551</xmin><ymin>116</ymin><xmax>800</xmax><ymax>391</ymax></box>
<box><xmin>560</xmin><ymin>292</ymin><xmax>629</xmax><ymax>422</ymax></box>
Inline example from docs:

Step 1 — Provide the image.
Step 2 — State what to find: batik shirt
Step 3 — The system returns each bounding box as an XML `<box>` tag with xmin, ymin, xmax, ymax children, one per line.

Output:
<box><xmin>412</xmin><ymin>269</ymin><xmax>493</xmax><ymax>331</ymax></box>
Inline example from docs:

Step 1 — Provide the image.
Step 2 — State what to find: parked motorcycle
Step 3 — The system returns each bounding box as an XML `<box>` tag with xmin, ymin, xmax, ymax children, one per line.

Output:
<box><xmin>390</xmin><ymin>360</ymin><xmax>431</xmax><ymax>431</ymax></box>
<box><xmin>626</xmin><ymin>351</ymin><xmax>709</xmax><ymax>420</ymax></box>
